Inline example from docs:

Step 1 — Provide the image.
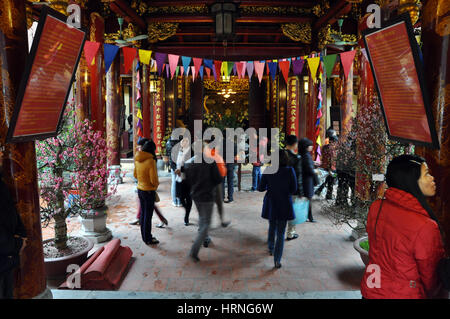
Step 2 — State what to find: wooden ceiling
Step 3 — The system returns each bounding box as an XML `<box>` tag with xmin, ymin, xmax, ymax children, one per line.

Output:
<box><xmin>102</xmin><ymin>0</ymin><xmax>359</xmax><ymax>60</ymax></box>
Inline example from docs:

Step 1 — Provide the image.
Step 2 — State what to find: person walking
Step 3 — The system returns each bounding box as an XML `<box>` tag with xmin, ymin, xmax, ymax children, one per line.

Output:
<box><xmin>204</xmin><ymin>140</ymin><xmax>230</xmax><ymax>227</ymax></box>
<box><xmin>361</xmin><ymin>154</ymin><xmax>446</xmax><ymax>299</ymax></box>
<box><xmin>222</xmin><ymin>132</ymin><xmax>237</xmax><ymax>203</ymax></box>
<box><xmin>258</xmin><ymin>150</ymin><xmax>297</xmax><ymax>268</ymax></box>
<box><xmin>175</xmin><ymin>137</ymin><xmax>193</xmax><ymax>226</ymax></box>
<box><xmin>335</xmin><ymin>136</ymin><xmax>356</xmax><ymax>207</ymax></box>
<box><xmin>315</xmin><ymin>130</ymin><xmax>338</xmax><ymax>199</ymax></box>
<box><xmin>284</xmin><ymin>135</ymin><xmax>304</xmax><ymax>240</ymax></box>
<box><xmin>0</xmin><ymin>164</ymin><xmax>27</xmax><ymax>299</ymax></box>
<box><xmin>166</xmin><ymin>135</ymin><xmax>182</xmax><ymax>207</ymax></box>
<box><xmin>184</xmin><ymin>141</ymin><xmax>223</xmax><ymax>262</ymax></box>
<box><xmin>134</xmin><ymin>140</ymin><xmax>160</xmax><ymax>245</ymax></box>
<box><xmin>298</xmin><ymin>138</ymin><xmax>317</xmax><ymax>222</ymax></box>
<box><xmin>130</xmin><ymin>138</ymin><xmax>168</xmax><ymax>227</ymax></box>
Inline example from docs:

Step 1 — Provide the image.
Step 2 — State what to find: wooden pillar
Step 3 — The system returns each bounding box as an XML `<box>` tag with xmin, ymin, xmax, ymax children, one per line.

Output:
<box><xmin>306</xmin><ymin>72</ymin><xmax>317</xmax><ymax>141</ymax></box>
<box><xmin>132</xmin><ymin>59</ymin><xmax>138</xmax><ymax>157</ymax></box>
<box><xmin>415</xmin><ymin>0</ymin><xmax>450</xmax><ymax>252</ymax></box>
<box><xmin>141</xmin><ymin>64</ymin><xmax>151</xmax><ymax>138</ymax></box>
<box><xmin>189</xmin><ymin>78</ymin><xmax>203</xmax><ymax>135</ymax></box>
<box><xmin>89</xmin><ymin>12</ymin><xmax>106</xmax><ymax>134</ymax></box>
<box><xmin>0</xmin><ymin>0</ymin><xmax>49</xmax><ymax>299</ymax></box>
<box><xmin>106</xmin><ymin>56</ymin><xmax>121</xmax><ymax>167</ymax></box>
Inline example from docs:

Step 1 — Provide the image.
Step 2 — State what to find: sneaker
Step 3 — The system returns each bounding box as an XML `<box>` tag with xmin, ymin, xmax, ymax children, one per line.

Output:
<box><xmin>129</xmin><ymin>219</ymin><xmax>140</xmax><ymax>225</ymax></box>
<box><xmin>286</xmin><ymin>234</ymin><xmax>299</xmax><ymax>241</ymax></box>
<box><xmin>221</xmin><ymin>221</ymin><xmax>231</xmax><ymax>228</ymax></box>
<box><xmin>156</xmin><ymin>222</ymin><xmax>165</xmax><ymax>228</ymax></box>
<box><xmin>146</xmin><ymin>237</ymin><xmax>159</xmax><ymax>245</ymax></box>
<box><xmin>274</xmin><ymin>262</ymin><xmax>282</xmax><ymax>269</ymax></box>
<box><xmin>203</xmin><ymin>238</ymin><xmax>211</xmax><ymax>247</ymax></box>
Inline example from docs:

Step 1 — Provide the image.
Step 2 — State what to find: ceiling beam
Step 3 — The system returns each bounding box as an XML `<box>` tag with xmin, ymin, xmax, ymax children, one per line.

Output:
<box><xmin>147</xmin><ymin>16</ymin><xmax>313</xmax><ymax>24</ymax></box>
<box><xmin>146</xmin><ymin>1</ymin><xmax>315</xmax><ymax>7</ymax></box>
<box><xmin>175</xmin><ymin>26</ymin><xmax>282</xmax><ymax>36</ymax></box>
<box><xmin>110</xmin><ymin>0</ymin><xmax>147</xmax><ymax>30</ymax></box>
<box><xmin>150</xmin><ymin>46</ymin><xmax>307</xmax><ymax>60</ymax></box>
<box><xmin>313</xmin><ymin>0</ymin><xmax>352</xmax><ymax>31</ymax></box>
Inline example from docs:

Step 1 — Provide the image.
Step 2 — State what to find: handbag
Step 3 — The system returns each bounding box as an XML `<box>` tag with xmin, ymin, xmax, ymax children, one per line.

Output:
<box><xmin>292</xmin><ymin>197</ymin><xmax>309</xmax><ymax>225</ymax></box>
<box><xmin>155</xmin><ymin>192</ymin><xmax>160</xmax><ymax>203</ymax></box>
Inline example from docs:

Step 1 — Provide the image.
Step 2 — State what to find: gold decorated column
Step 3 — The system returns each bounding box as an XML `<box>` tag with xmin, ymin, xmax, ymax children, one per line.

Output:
<box><xmin>106</xmin><ymin>55</ymin><xmax>122</xmax><ymax>183</ymax></box>
<box><xmin>0</xmin><ymin>0</ymin><xmax>50</xmax><ymax>299</ymax></box>
<box><xmin>415</xmin><ymin>0</ymin><xmax>450</xmax><ymax>252</ymax></box>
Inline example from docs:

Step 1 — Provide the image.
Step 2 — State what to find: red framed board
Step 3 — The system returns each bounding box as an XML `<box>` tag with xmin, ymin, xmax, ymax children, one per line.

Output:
<box><xmin>6</xmin><ymin>6</ymin><xmax>86</xmax><ymax>142</ymax></box>
<box><xmin>362</xmin><ymin>13</ymin><xmax>439</xmax><ymax>149</ymax></box>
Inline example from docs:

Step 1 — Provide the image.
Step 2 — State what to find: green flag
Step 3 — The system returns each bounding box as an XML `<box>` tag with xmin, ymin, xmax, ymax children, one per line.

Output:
<box><xmin>323</xmin><ymin>54</ymin><xmax>337</xmax><ymax>79</ymax></box>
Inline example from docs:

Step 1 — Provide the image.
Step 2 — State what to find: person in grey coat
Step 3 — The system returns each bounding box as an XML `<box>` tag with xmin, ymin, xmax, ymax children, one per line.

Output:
<box><xmin>184</xmin><ymin>141</ymin><xmax>223</xmax><ymax>262</ymax></box>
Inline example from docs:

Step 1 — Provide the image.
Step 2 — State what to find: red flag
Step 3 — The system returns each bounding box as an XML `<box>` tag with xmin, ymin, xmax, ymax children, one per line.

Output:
<box><xmin>279</xmin><ymin>61</ymin><xmax>290</xmax><ymax>84</ymax></box>
<box><xmin>340</xmin><ymin>50</ymin><xmax>357</xmax><ymax>80</ymax></box>
<box><xmin>205</xmin><ymin>67</ymin><xmax>211</xmax><ymax>78</ymax></box>
<box><xmin>122</xmin><ymin>47</ymin><xmax>138</xmax><ymax>74</ymax></box>
<box><xmin>193</xmin><ymin>58</ymin><xmax>203</xmax><ymax>79</ymax></box>
<box><xmin>84</xmin><ymin>41</ymin><xmax>101</xmax><ymax>66</ymax></box>
<box><xmin>214</xmin><ymin>61</ymin><xmax>222</xmax><ymax>80</ymax></box>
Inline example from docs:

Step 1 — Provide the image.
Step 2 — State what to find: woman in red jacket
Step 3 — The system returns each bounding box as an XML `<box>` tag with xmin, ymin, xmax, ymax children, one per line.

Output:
<box><xmin>361</xmin><ymin>154</ymin><xmax>446</xmax><ymax>299</ymax></box>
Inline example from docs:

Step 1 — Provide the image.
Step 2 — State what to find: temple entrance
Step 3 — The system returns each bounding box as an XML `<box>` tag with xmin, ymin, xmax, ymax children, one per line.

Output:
<box><xmin>202</xmin><ymin>77</ymin><xmax>250</xmax><ymax>131</ymax></box>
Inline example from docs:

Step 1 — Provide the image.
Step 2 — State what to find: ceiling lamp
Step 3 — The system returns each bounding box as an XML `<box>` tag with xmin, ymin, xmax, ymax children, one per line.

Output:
<box><xmin>210</xmin><ymin>0</ymin><xmax>238</xmax><ymax>42</ymax></box>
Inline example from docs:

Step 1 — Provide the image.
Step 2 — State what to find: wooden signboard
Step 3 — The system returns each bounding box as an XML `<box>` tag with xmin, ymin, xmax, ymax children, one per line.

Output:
<box><xmin>7</xmin><ymin>6</ymin><xmax>86</xmax><ymax>142</ymax></box>
<box><xmin>363</xmin><ymin>13</ymin><xmax>439</xmax><ymax>149</ymax></box>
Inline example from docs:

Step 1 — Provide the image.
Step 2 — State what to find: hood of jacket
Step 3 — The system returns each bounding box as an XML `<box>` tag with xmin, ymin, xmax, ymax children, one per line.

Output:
<box><xmin>384</xmin><ymin>187</ymin><xmax>429</xmax><ymax>218</ymax></box>
<box><xmin>135</xmin><ymin>151</ymin><xmax>154</xmax><ymax>163</ymax></box>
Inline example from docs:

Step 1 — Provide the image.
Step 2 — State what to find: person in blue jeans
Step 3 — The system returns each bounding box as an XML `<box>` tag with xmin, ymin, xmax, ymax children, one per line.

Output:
<box><xmin>258</xmin><ymin>150</ymin><xmax>297</xmax><ymax>269</ymax></box>
<box><xmin>166</xmin><ymin>137</ymin><xmax>182</xmax><ymax>207</ymax></box>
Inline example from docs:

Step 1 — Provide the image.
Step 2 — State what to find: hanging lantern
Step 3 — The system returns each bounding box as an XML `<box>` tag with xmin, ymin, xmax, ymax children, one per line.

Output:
<box><xmin>398</xmin><ymin>0</ymin><xmax>420</xmax><ymax>25</ymax></box>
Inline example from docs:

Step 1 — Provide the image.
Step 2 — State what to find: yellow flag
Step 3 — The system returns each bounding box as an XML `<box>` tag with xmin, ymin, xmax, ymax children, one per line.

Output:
<box><xmin>316</xmin><ymin>135</ymin><xmax>322</xmax><ymax>147</ymax></box>
<box><xmin>221</xmin><ymin>62</ymin><xmax>227</xmax><ymax>76</ymax></box>
<box><xmin>139</xmin><ymin>49</ymin><xmax>152</xmax><ymax>65</ymax></box>
<box><xmin>137</xmin><ymin>109</ymin><xmax>143</xmax><ymax>120</ymax></box>
<box><xmin>307</xmin><ymin>57</ymin><xmax>320</xmax><ymax>82</ymax></box>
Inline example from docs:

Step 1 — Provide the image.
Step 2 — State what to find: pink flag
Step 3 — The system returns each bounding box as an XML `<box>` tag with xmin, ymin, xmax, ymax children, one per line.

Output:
<box><xmin>168</xmin><ymin>54</ymin><xmax>180</xmax><ymax>79</ymax></box>
<box><xmin>254</xmin><ymin>61</ymin><xmax>265</xmax><ymax>85</ymax></box>
<box><xmin>191</xmin><ymin>66</ymin><xmax>195</xmax><ymax>81</ymax></box>
<box><xmin>236</xmin><ymin>62</ymin><xmax>246</xmax><ymax>79</ymax></box>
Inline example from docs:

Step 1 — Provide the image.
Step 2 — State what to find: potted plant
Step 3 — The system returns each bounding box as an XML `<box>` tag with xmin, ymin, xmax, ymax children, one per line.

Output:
<box><xmin>36</xmin><ymin>101</ymin><xmax>94</xmax><ymax>278</ymax></box>
<box><xmin>320</xmin><ymin>97</ymin><xmax>413</xmax><ymax>262</ymax></box>
<box><xmin>160</xmin><ymin>127</ymin><xmax>172</xmax><ymax>163</ymax></box>
<box><xmin>353</xmin><ymin>236</ymin><xmax>369</xmax><ymax>266</ymax></box>
<box><xmin>69</xmin><ymin>118</ymin><xmax>117</xmax><ymax>244</ymax></box>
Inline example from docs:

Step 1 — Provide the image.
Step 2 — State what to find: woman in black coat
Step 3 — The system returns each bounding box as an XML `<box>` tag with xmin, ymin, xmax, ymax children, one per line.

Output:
<box><xmin>258</xmin><ymin>150</ymin><xmax>297</xmax><ymax>269</ymax></box>
<box><xmin>298</xmin><ymin>138</ymin><xmax>316</xmax><ymax>222</ymax></box>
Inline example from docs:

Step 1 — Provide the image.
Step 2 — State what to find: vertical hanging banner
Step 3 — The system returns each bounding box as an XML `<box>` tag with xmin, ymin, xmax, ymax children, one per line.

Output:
<box><xmin>153</xmin><ymin>79</ymin><xmax>165</xmax><ymax>155</ymax></box>
<box><xmin>287</xmin><ymin>77</ymin><xmax>299</xmax><ymax>136</ymax></box>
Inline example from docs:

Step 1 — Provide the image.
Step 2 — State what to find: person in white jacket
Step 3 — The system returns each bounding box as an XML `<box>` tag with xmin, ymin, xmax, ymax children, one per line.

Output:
<box><xmin>175</xmin><ymin>137</ymin><xmax>193</xmax><ymax>226</ymax></box>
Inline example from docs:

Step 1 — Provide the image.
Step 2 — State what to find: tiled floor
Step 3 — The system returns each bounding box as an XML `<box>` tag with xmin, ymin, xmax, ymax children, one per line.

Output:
<box><xmin>43</xmin><ymin>163</ymin><xmax>366</xmax><ymax>296</ymax></box>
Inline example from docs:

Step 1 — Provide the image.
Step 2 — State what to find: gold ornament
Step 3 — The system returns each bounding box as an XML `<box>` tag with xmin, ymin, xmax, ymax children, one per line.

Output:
<box><xmin>147</xmin><ymin>22</ymin><xmax>178</xmax><ymax>43</ymax></box>
<box><xmin>281</xmin><ymin>23</ymin><xmax>312</xmax><ymax>44</ymax></box>
<box><xmin>147</xmin><ymin>5</ymin><xmax>208</xmax><ymax>15</ymax></box>
<box><xmin>318</xmin><ymin>24</ymin><xmax>333</xmax><ymax>49</ymax></box>
<box><xmin>398</xmin><ymin>0</ymin><xmax>421</xmax><ymax>25</ymax></box>
<box><xmin>241</xmin><ymin>6</ymin><xmax>311</xmax><ymax>15</ymax></box>
<box><xmin>203</xmin><ymin>77</ymin><xmax>250</xmax><ymax>93</ymax></box>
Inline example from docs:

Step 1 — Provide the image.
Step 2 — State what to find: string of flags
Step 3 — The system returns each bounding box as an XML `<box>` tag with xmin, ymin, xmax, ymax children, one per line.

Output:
<box><xmin>82</xmin><ymin>41</ymin><xmax>358</xmax><ymax>84</ymax></box>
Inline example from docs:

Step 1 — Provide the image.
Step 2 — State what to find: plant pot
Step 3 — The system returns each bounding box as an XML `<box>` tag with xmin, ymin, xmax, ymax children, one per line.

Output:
<box><xmin>353</xmin><ymin>236</ymin><xmax>369</xmax><ymax>266</ymax></box>
<box><xmin>78</xmin><ymin>206</ymin><xmax>112</xmax><ymax>244</ymax></box>
<box><xmin>43</xmin><ymin>236</ymin><xmax>94</xmax><ymax>280</ymax></box>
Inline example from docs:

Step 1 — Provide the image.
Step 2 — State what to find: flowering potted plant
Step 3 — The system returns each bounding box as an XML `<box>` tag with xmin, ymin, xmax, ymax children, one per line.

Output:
<box><xmin>37</xmin><ymin>101</ymin><xmax>94</xmax><ymax>277</ymax></box>
<box><xmin>321</xmin><ymin>97</ymin><xmax>413</xmax><ymax>262</ymax></box>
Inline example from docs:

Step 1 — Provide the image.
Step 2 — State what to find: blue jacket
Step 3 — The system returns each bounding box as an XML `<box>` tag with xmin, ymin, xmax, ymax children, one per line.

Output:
<box><xmin>258</xmin><ymin>166</ymin><xmax>297</xmax><ymax>221</ymax></box>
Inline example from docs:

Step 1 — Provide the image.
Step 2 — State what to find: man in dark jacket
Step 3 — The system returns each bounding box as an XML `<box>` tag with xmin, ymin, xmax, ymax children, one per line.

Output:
<box><xmin>284</xmin><ymin>135</ymin><xmax>303</xmax><ymax>240</ymax></box>
<box><xmin>0</xmin><ymin>168</ymin><xmax>27</xmax><ymax>299</ymax></box>
<box><xmin>222</xmin><ymin>132</ymin><xmax>238</xmax><ymax>203</ymax></box>
<box><xmin>184</xmin><ymin>141</ymin><xmax>223</xmax><ymax>262</ymax></box>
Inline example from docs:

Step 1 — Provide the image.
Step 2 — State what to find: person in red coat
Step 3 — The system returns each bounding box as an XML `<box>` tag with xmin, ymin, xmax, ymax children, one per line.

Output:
<box><xmin>361</xmin><ymin>154</ymin><xmax>446</xmax><ymax>299</ymax></box>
